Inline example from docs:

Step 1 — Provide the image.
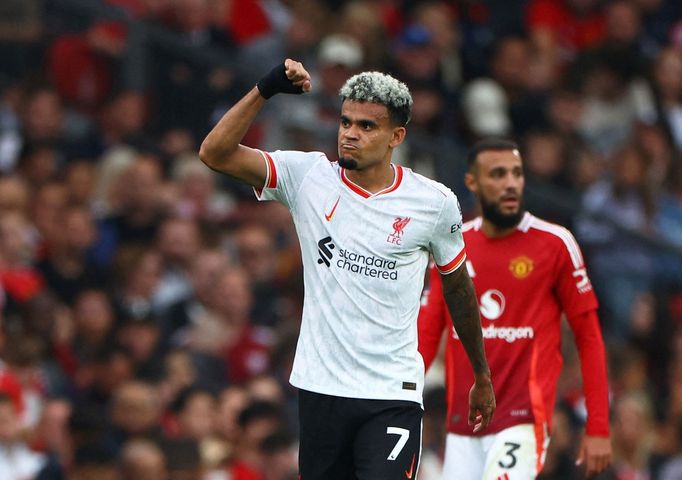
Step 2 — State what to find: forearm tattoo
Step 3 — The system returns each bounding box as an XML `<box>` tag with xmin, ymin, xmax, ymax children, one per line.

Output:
<box><xmin>441</xmin><ymin>266</ymin><xmax>489</xmax><ymax>375</ymax></box>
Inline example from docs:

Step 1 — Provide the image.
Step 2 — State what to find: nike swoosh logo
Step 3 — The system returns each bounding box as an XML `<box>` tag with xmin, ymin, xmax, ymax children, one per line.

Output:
<box><xmin>324</xmin><ymin>196</ymin><xmax>340</xmax><ymax>221</ymax></box>
<box><xmin>405</xmin><ymin>453</ymin><xmax>416</xmax><ymax>479</ymax></box>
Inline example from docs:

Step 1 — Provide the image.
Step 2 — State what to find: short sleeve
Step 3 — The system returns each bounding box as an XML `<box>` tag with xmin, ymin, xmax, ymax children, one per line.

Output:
<box><xmin>429</xmin><ymin>190</ymin><xmax>466</xmax><ymax>275</ymax></box>
<box><xmin>553</xmin><ymin>228</ymin><xmax>599</xmax><ymax>318</ymax></box>
<box><xmin>254</xmin><ymin>150</ymin><xmax>323</xmax><ymax>209</ymax></box>
<box><xmin>418</xmin><ymin>265</ymin><xmax>448</xmax><ymax>371</ymax></box>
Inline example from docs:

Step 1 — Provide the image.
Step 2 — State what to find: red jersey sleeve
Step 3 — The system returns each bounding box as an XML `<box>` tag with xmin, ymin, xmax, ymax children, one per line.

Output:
<box><xmin>566</xmin><ymin>310</ymin><xmax>610</xmax><ymax>436</ymax></box>
<box><xmin>553</xmin><ymin>229</ymin><xmax>598</xmax><ymax>318</ymax></box>
<box><xmin>418</xmin><ymin>265</ymin><xmax>448</xmax><ymax>371</ymax></box>
<box><xmin>554</xmin><ymin>230</ymin><xmax>609</xmax><ymax>436</ymax></box>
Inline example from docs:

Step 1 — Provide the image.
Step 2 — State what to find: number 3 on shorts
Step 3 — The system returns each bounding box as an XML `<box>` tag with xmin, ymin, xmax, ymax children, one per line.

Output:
<box><xmin>386</xmin><ymin>427</ymin><xmax>410</xmax><ymax>460</ymax></box>
<box><xmin>498</xmin><ymin>442</ymin><xmax>521</xmax><ymax>469</ymax></box>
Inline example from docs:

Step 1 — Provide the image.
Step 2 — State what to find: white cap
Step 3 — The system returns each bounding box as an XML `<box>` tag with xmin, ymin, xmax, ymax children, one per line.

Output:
<box><xmin>318</xmin><ymin>34</ymin><xmax>363</xmax><ymax>68</ymax></box>
<box><xmin>462</xmin><ymin>79</ymin><xmax>511</xmax><ymax>136</ymax></box>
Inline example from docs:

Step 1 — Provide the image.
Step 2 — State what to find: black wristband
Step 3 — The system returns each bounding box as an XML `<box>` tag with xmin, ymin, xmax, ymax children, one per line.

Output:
<box><xmin>256</xmin><ymin>63</ymin><xmax>304</xmax><ymax>99</ymax></box>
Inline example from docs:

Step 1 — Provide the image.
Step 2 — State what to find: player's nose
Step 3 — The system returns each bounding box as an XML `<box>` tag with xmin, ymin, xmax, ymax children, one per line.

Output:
<box><xmin>503</xmin><ymin>174</ymin><xmax>521</xmax><ymax>189</ymax></box>
<box><xmin>343</xmin><ymin>125</ymin><xmax>359</xmax><ymax>140</ymax></box>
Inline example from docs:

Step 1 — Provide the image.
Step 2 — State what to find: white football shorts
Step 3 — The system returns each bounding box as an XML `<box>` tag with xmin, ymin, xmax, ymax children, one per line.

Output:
<box><xmin>441</xmin><ymin>423</ymin><xmax>549</xmax><ymax>480</ymax></box>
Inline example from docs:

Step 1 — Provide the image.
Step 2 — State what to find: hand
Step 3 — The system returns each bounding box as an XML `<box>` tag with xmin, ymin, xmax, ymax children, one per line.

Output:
<box><xmin>576</xmin><ymin>435</ymin><xmax>612</xmax><ymax>478</ymax></box>
<box><xmin>468</xmin><ymin>373</ymin><xmax>495</xmax><ymax>433</ymax></box>
<box><xmin>256</xmin><ymin>59</ymin><xmax>312</xmax><ymax>99</ymax></box>
<box><xmin>284</xmin><ymin>58</ymin><xmax>312</xmax><ymax>93</ymax></box>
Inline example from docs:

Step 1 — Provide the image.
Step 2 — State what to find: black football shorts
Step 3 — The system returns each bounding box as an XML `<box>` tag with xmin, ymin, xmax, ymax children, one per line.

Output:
<box><xmin>298</xmin><ymin>389</ymin><xmax>422</xmax><ymax>480</ymax></box>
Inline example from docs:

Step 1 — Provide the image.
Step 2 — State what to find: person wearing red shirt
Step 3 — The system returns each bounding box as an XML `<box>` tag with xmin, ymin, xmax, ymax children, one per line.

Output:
<box><xmin>527</xmin><ymin>0</ymin><xmax>606</xmax><ymax>62</ymax></box>
<box><xmin>419</xmin><ymin>138</ymin><xmax>611</xmax><ymax>479</ymax></box>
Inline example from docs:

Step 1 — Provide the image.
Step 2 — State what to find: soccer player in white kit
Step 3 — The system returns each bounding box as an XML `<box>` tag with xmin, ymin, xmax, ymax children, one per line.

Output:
<box><xmin>199</xmin><ymin>59</ymin><xmax>495</xmax><ymax>479</ymax></box>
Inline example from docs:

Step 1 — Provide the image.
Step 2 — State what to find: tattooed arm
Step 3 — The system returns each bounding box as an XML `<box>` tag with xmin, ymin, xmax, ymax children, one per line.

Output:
<box><xmin>441</xmin><ymin>265</ymin><xmax>495</xmax><ymax>432</ymax></box>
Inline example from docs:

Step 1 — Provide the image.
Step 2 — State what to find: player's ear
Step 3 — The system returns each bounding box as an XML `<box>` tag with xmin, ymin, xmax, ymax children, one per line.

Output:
<box><xmin>389</xmin><ymin>127</ymin><xmax>406</xmax><ymax>148</ymax></box>
<box><xmin>464</xmin><ymin>171</ymin><xmax>477</xmax><ymax>194</ymax></box>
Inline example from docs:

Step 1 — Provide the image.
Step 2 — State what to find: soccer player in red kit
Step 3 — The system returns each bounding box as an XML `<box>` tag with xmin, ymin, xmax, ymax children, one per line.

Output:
<box><xmin>419</xmin><ymin>139</ymin><xmax>611</xmax><ymax>479</ymax></box>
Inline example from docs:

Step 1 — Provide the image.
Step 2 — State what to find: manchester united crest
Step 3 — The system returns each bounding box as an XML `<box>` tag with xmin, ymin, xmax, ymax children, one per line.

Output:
<box><xmin>509</xmin><ymin>255</ymin><xmax>534</xmax><ymax>279</ymax></box>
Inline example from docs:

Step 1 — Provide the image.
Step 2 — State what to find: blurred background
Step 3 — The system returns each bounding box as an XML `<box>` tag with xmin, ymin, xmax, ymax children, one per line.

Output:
<box><xmin>0</xmin><ymin>0</ymin><xmax>680</xmax><ymax>478</ymax></box>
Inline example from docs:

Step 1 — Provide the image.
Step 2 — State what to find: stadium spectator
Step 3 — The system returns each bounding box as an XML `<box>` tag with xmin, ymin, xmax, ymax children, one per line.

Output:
<box><xmin>0</xmin><ymin>392</ymin><xmax>50</xmax><ymax>479</ymax></box>
<box><xmin>37</xmin><ymin>206</ymin><xmax>105</xmax><ymax>305</ymax></box>
<box><xmin>260</xmin><ymin>428</ymin><xmax>298</xmax><ymax>480</ymax></box>
<box><xmin>411</xmin><ymin>2</ymin><xmax>462</xmax><ymax>94</ymax></box>
<box><xmin>609</xmin><ymin>392</ymin><xmax>655</xmax><ymax>479</ymax></box>
<box><xmin>391</xmin><ymin>25</ymin><xmax>443</xmax><ymax>94</ymax></box>
<box><xmin>118</xmin><ymin>438</ymin><xmax>167</xmax><ymax>480</ymax></box>
<box><xmin>577</xmin><ymin>143</ymin><xmax>657</xmax><ymax>341</ymax></box>
<box><xmin>151</xmin><ymin>0</ymin><xmax>237</xmax><ymax>140</ymax></box>
<box><xmin>0</xmin><ymin>0</ymin><xmax>43</xmax><ymax>82</ymax></box>
<box><xmin>213</xmin><ymin>385</ymin><xmax>250</xmax><ymax>457</ymax></box>
<box><xmin>591</xmin><ymin>0</ymin><xmax>650</xmax><ymax>76</ymax></box>
<box><xmin>526</xmin><ymin>0</ymin><xmax>606</xmax><ymax>72</ymax></box>
<box><xmin>171</xmin><ymin>154</ymin><xmax>236</xmax><ymax>224</ymax></box>
<box><xmin>52</xmin><ymin>288</ymin><xmax>114</xmax><ymax>380</ymax></box>
<box><xmin>96</xmin><ymin>89</ymin><xmax>153</xmax><ymax>152</ymax></box>
<box><xmin>152</xmin><ymin>217</ymin><xmax>202</xmax><ymax>313</ymax></box>
<box><xmin>0</xmin><ymin>84</ymin><xmax>23</xmax><ymax>173</ymax></box>
<box><xmin>337</xmin><ymin>1</ymin><xmax>390</xmax><ymax>69</ymax></box>
<box><xmin>103</xmin><ymin>380</ymin><xmax>164</xmax><ymax>456</ymax></box>
<box><xmin>0</xmin><ymin>212</ymin><xmax>43</xmax><ymax>309</ymax></box>
<box><xmin>0</xmin><ymin>176</ymin><xmax>29</xmax><ymax>217</ymax></box>
<box><xmin>73</xmin><ymin>346</ymin><xmax>135</xmax><ymax>422</ymax></box>
<box><xmin>657</xmin><ymin>408</ymin><xmax>682</xmax><ymax>479</ymax></box>
<box><xmin>168</xmin><ymin>386</ymin><xmax>216</xmax><ymax>442</ymax></box>
<box><xmin>157</xmin><ymin>348</ymin><xmax>197</xmax><ymax>408</ymax></box>
<box><xmin>229</xmin><ymin>400</ymin><xmax>284</xmax><ymax>480</ymax></box>
<box><xmin>18</xmin><ymin>83</ymin><xmax>99</xmax><ymax>161</ymax></box>
<box><xmin>96</xmin><ymin>155</ymin><xmax>169</xmax><ymax>264</ymax></box>
<box><xmin>656</xmin><ymin>160</ymin><xmax>682</xmax><ymax>285</ymax></box>
<box><xmin>112</xmin><ymin>248</ymin><xmax>162</xmax><ymax>322</ymax></box>
<box><xmin>572</xmin><ymin>45</ymin><xmax>656</xmax><ymax>155</ymax></box>
<box><xmin>163</xmin><ymin>248</ymin><xmax>232</xmax><ymax>341</ymax></box>
<box><xmin>63</xmin><ymin>160</ymin><xmax>97</xmax><ymax>209</ymax></box>
<box><xmin>652</xmin><ymin>47</ymin><xmax>682</xmax><ymax>149</ymax></box>
<box><xmin>246</xmin><ymin>375</ymin><xmax>285</xmax><ymax>407</ymax></box>
<box><xmin>117</xmin><ymin>315</ymin><xmax>166</xmax><ymax>381</ymax></box>
<box><xmin>232</xmin><ymin>223</ymin><xmax>291</xmax><ymax>328</ymax></box>
<box><xmin>461</xmin><ymin>33</ymin><xmax>556</xmax><ymax>141</ymax></box>
<box><xmin>211</xmin><ymin>266</ymin><xmax>272</xmax><ymax>385</ymax></box>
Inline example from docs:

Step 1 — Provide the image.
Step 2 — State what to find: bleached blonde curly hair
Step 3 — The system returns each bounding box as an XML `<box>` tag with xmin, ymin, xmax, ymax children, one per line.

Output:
<box><xmin>339</xmin><ymin>72</ymin><xmax>413</xmax><ymax>126</ymax></box>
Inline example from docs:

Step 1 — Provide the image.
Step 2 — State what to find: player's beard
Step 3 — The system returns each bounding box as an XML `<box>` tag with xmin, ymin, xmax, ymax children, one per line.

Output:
<box><xmin>480</xmin><ymin>195</ymin><xmax>524</xmax><ymax>229</ymax></box>
<box><xmin>338</xmin><ymin>156</ymin><xmax>358</xmax><ymax>170</ymax></box>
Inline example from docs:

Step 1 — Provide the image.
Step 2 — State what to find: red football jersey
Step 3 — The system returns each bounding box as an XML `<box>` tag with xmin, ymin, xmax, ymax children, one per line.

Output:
<box><xmin>419</xmin><ymin>213</ymin><xmax>609</xmax><ymax>438</ymax></box>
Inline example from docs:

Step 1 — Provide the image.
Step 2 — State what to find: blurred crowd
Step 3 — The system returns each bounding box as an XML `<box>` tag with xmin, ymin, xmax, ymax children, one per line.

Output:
<box><xmin>0</xmin><ymin>0</ymin><xmax>681</xmax><ymax>478</ymax></box>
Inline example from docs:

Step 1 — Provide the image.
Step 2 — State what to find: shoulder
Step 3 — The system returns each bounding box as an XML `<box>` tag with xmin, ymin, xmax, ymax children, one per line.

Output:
<box><xmin>462</xmin><ymin>217</ymin><xmax>481</xmax><ymax>233</ymax></box>
<box><xmin>524</xmin><ymin>214</ymin><xmax>585</xmax><ymax>268</ymax></box>
<box><xmin>266</xmin><ymin>150</ymin><xmax>333</xmax><ymax>181</ymax></box>
<box><xmin>267</xmin><ymin>150</ymin><xmax>328</xmax><ymax>164</ymax></box>
<box><xmin>404</xmin><ymin>168</ymin><xmax>456</xmax><ymax>201</ymax></box>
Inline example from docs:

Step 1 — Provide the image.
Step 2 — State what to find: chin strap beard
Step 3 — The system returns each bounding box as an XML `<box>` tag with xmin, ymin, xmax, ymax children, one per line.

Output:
<box><xmin>338</xmin><ymin>157</ymin><xmax>358</xmax><ymax>170</ymax></box>
<box><xmin>481</xmin><ymin>200</ymin><xmax>524</xmax><ymax>229</ymax></box>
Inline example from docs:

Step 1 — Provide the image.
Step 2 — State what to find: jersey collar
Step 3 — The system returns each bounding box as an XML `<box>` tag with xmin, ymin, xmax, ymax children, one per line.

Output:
<box><xmin>517</xmin><ymin>212</ymin><xmax>533</xmax><ymax>232</ymax></box>
<box><xmin>340</xmin><ymin>164</ymin><xmax>403</xmax><ymax>199</ymax></box>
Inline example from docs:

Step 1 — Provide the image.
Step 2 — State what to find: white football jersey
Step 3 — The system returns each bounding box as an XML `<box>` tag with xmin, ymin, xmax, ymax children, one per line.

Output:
<box><xmin>255</xmin><ymin>150</ymin><xmax>465</xmax><ymax>403</ymax></box>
